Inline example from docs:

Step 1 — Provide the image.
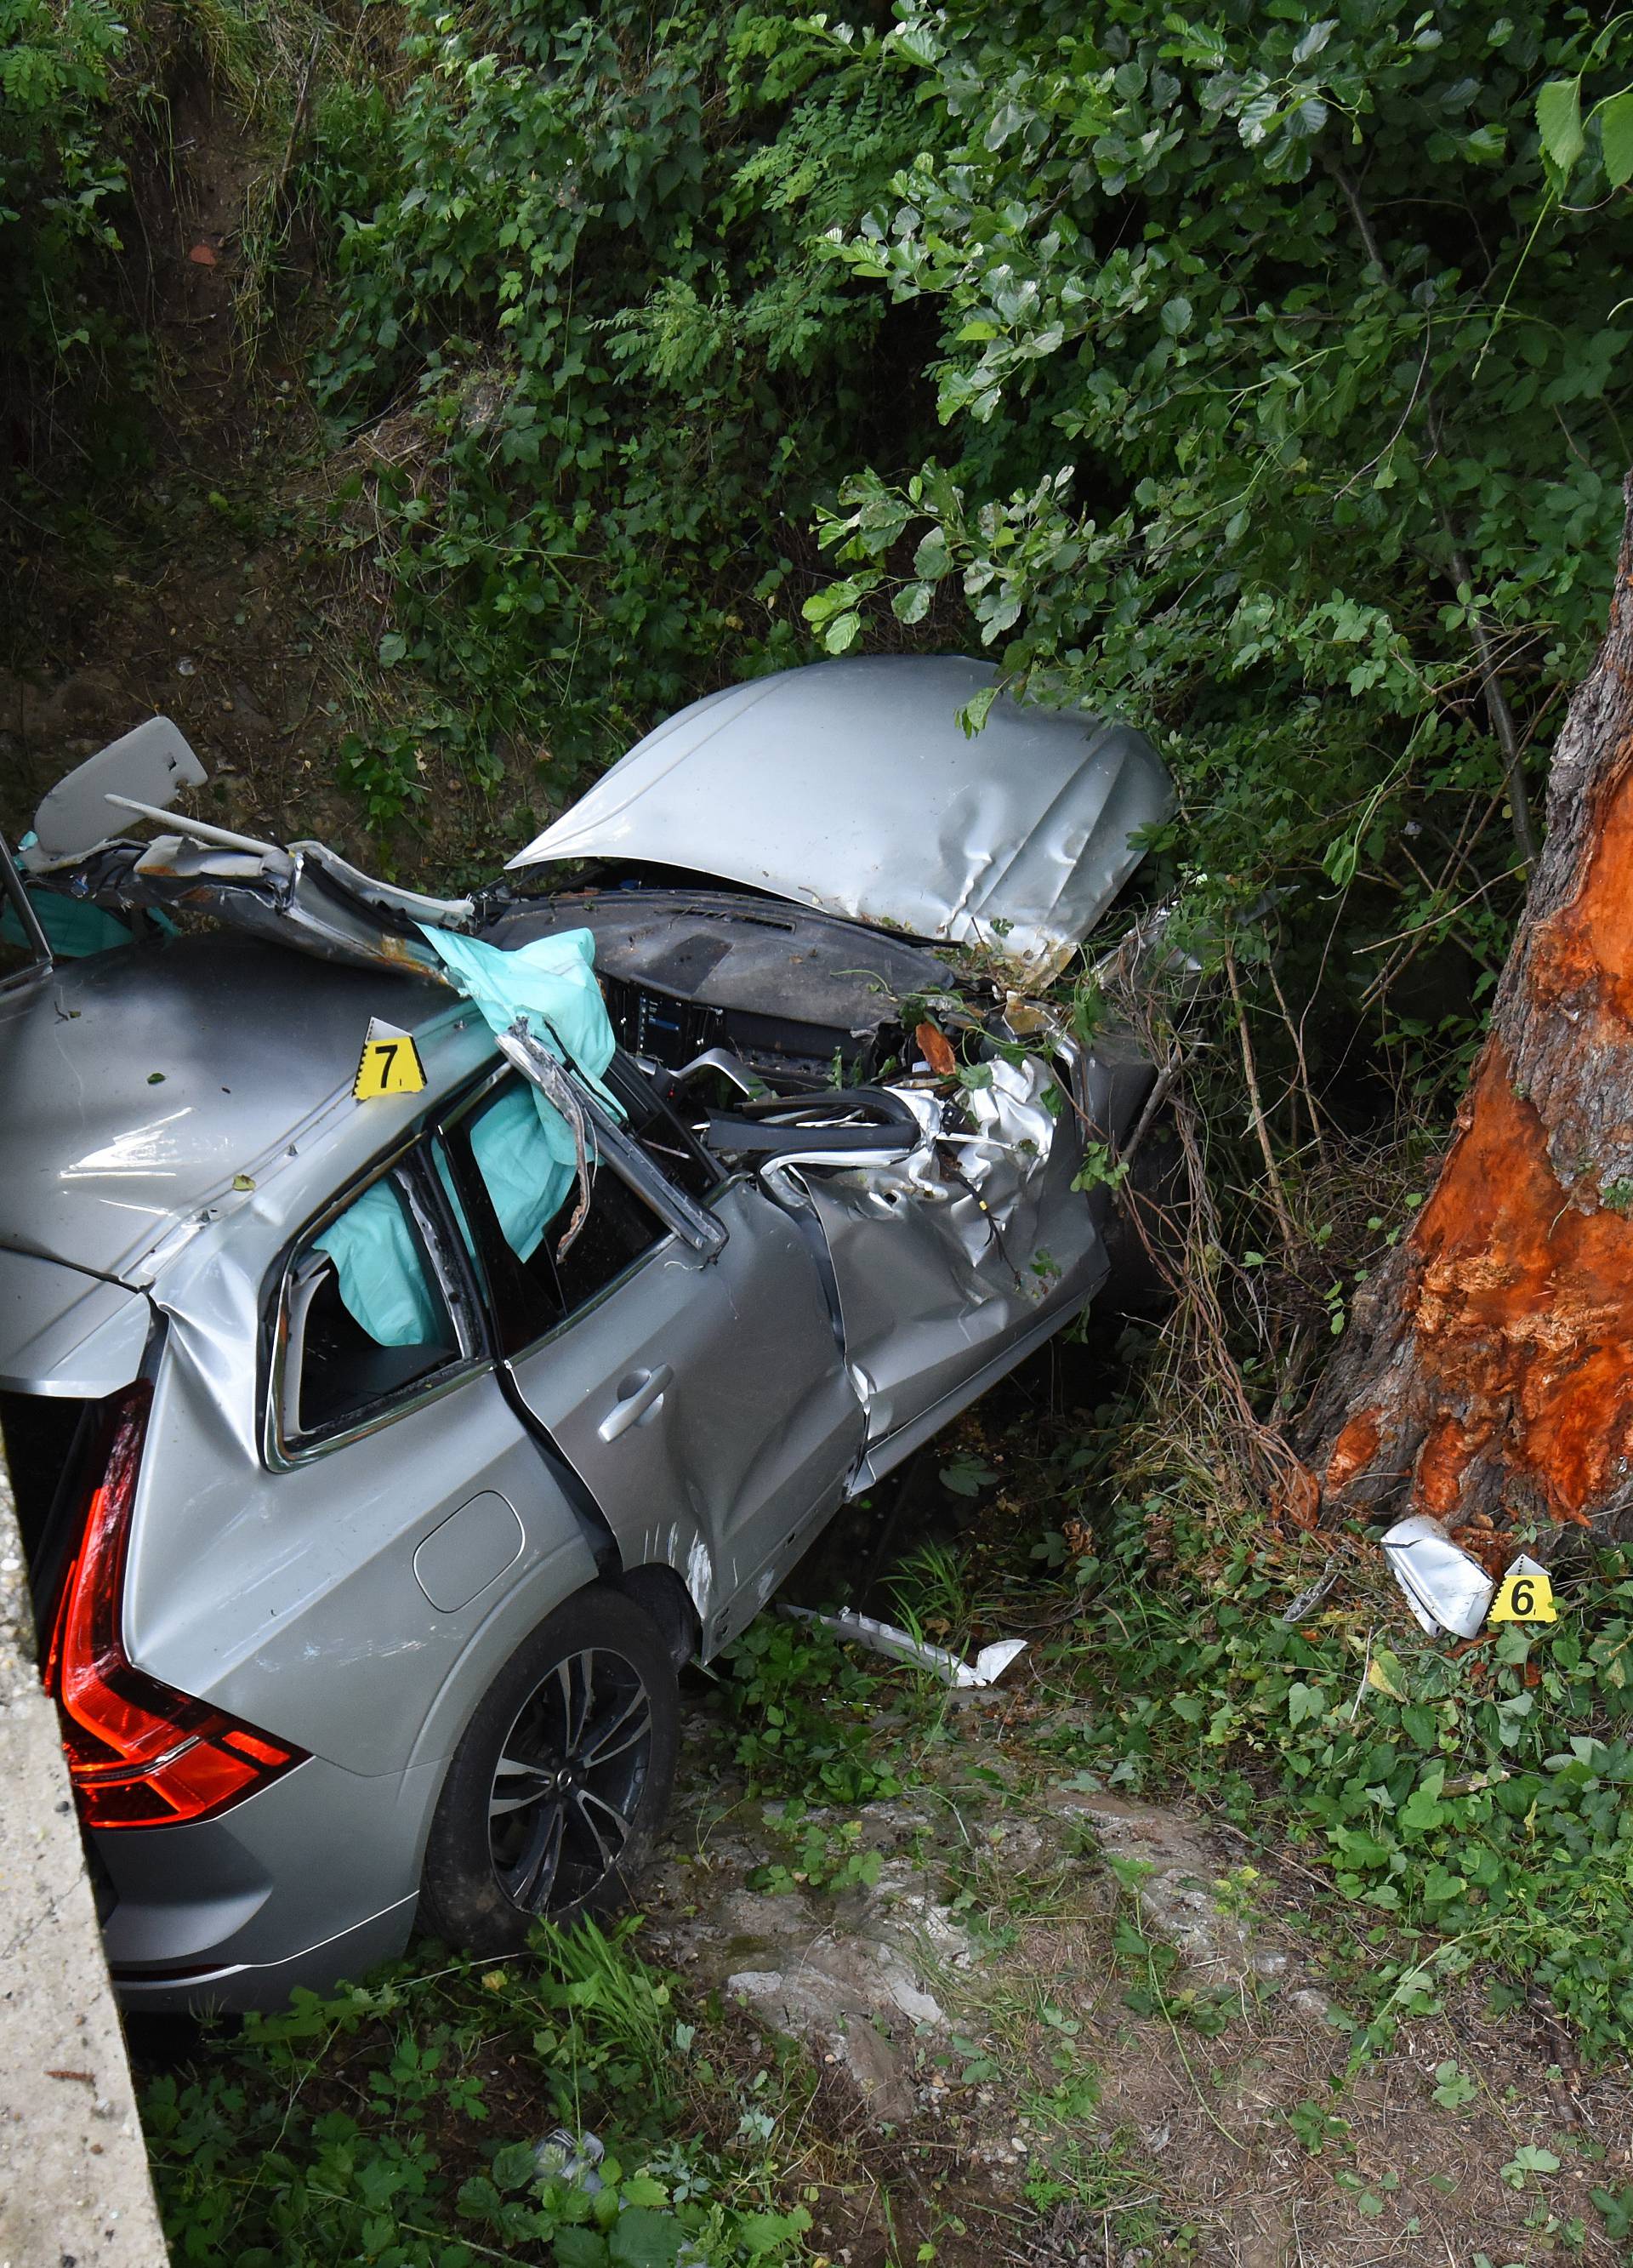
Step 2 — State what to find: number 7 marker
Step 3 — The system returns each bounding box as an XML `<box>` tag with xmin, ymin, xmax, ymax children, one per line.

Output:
<box><xmin>354</xmin><ymin>1016</ymin><xmax>427</xmax><ymax>1100</ymax></box>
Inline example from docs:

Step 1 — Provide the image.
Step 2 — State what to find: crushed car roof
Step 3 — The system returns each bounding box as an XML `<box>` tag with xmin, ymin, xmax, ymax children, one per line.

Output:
<box><xmin>0</xmin><ymin>937</ymin><xmax>464</xmax><ymax>1286</ymax></box>
<box><xmin>509</xmin><ymin>655</ymin><xmax>1174</xmax><ymax>975</ymax></box>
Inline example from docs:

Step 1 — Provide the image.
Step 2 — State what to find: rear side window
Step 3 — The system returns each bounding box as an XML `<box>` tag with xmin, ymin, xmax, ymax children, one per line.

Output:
<box><xmin>279</xmin><ymin>1168</ymin><xmax>465</xmax><ymax>1447</ymax></box>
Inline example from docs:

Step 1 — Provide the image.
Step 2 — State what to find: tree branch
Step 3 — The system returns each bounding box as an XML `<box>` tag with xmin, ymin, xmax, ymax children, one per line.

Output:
<box><xmin>1323</xmin><ymin>156</ymin><xmax>1539</xmax><ymax>866</ymax></box>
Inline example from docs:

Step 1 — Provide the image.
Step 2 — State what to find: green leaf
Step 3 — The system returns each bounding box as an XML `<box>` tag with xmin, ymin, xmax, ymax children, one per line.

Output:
<box><xmin>1398</xmin><ymin>1769</ymin><xmax>1446</xmax><ymax>1836</ymax></box>
<box><xmin>802</xmin><ymin>581</ymin><xmax>856</xmax><ymax>626</ymax></box>
<box><xmin>737</xmin><ymin>2208</ymin><xmax>812</xmax><ymax>2257</ymax></box>
<box><xmin>1287</xmin><ymin>1680</ymin><xmax>1326</xmax><ymax>1726</ymax></box>
<box><xmin>378</xmin><ymin>631</ymin><xmax>407</xmax><ymax>665</ymax></box>
<box><xmin>1502</xmin><ymin>2144</ymin><xmax>1562</xmax><ymax>2187</ymax></box>
<box><xmin>822</xmin><ymin>610</ymin><xmax>862</xmax><ymax>654</ymax></box>
<box><xmin>1601</xmin><ymin>88</ymin><xmax>1633</xmax><ymax>188</ymax></box>
<box><xmin>892</xmin><ymin>580</ymin><xmax>933</xmax><ymax>624</ymax></box>
<box><xmin>913</xmin><ymin>527</ymin><xmax>952</xmax><ymax>581</ymax></box>
<box><xmin>1536</xmin><ymin>77</ymin><xmax>1585</xmax><ymax>175</ymax></box>
<box><xmin>1366</xmin><ymin>1649</ymin><xmax>1408</xmax><ymax>1702</ymax></box>
<box><xmin>490</xmin><ymin>2140</ymin><xmax>537</xmax><ymax>2192</ymax></box>
<box><xmin>554</xmin><ymin>2231</ymin><xmax>610</xmax><ymax>2267</ymax></box>
<box><xmin>959</xmin><ymin>684</ymin><xmax>999</xmax><ymax>737</ymax></box>
<box><xmin>1333</xmin><ymin>1825</ymin><xmax>1392</xmax><ymax>1868</ymax></box>
<box><xmin>1592</xmin><ymin>2184</ymin><xmax>1633</xmax><ymax>2241</ymax></box>
<box><xmin>1431</xmin><ymin>2059</ymin><xmax>1478</xmax><ymax>2109</ymax></box>
<box><xmin>606</xmin><ymin>2207</ymin><xmax>686</xmax><ymax>2266</ymax></box>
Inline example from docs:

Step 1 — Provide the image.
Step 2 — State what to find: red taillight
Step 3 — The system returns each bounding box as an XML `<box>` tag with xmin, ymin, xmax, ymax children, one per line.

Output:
<box><xmin>44</xmin><ymin>1385</ymin><xmax>305</xmax><ymax>1829</ymax></box>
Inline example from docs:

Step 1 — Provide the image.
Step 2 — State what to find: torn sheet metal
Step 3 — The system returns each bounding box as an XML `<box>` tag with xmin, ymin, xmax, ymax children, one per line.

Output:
<box><xmin>37</xmin><ymin>829</ymin><xmax>467</xmax><ymax>977</ymax></box>
<box><xmin>1278</xmin><ymin>1553</ymin><xmax>1343</xmax><ymax>1626</ymax></box>
<box><xmin>1380</xmin><ymin>1513</ymin><xmax>1495</xmax><ymax>1638</ymax></box>
<box><xmin>507</xmin><ymin>655</ymin><xmax>1173</xmax><ymax>978</ymax></box>
<box><xmin>765</xmin><ymin>1046</ymin><xmax>1103</xmax><ymax>1448</ymax></box>
<box><xmin>782</xmin><ymin>1604</ymin><xmax>1027</xmax><ymax>1689</ymax></box>
<box><xmin>20</xmin><ymin>731</ymin><xmax>475</xmax><ymax>975</ymax></box>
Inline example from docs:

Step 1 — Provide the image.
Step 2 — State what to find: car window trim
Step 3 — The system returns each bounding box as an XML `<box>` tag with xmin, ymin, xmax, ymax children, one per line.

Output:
<box><xmin>265</xmin><ymin>1145</ymin><xmax>491</xmax><ymax>1467</ymax></box>
<box><xmin>494</xmin><ymin>1021</ymin><xmax>726</xmax><ymax>1259</ymax></box>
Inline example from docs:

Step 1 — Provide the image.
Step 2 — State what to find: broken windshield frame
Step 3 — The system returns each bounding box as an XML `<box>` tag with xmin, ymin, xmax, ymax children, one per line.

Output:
<box><xmin>0</xmin><ymin>836</ymin><xmax>52</xmax><ymax>991</ymax></box>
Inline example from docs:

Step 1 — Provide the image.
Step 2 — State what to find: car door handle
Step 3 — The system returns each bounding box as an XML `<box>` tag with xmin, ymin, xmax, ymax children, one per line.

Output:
<box><xmin>598</xmin><ymin>1365</ymin><xmax>674</xmax><ymax>1443</ymax></box>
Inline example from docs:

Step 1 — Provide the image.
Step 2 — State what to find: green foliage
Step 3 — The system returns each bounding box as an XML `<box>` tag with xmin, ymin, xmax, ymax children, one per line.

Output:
<box><xmin>303</xmin><ymin>0</ymin><xmax>930</xmax><ymax>797</ymax></box>
<box><xmin>794</xmin><ymin>0</ymin><xmax>1633</xmax><ymax>1080</ymax></box>
<box><xmin>716</xmin><ymin>1613</ymin><xmax>914</xmax><ymax>1805</ymax></box>
<box><xmin>144</xmin><ymin>1921</ymin><xmax>812</xmax><ymax>2265</ymax></box>
<box><xmin>0</xmin><ymin>0</ymin><xmax>131</xmax><ymax>390</ymax></box>
<box><xmin>1114</xmin><ymin>1906</ymin><xmax>1236</xmax><ymax>2037</ymax></box>
<box><xmin>749</xmin><ymin>1801</ymin><xmax>885</xmax><ymax>1895</ymax></box>
<box><xmin>1045</xmin><ymin>1482</ymin><xmax>1633</xmax><ymax>2066</ymax></box>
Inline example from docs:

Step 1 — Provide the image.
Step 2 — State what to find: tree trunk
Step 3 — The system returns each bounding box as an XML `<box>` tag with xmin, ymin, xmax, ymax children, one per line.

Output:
<box><xmin>1300</xmin><ymin>474</ymin><xmax>1633</xmax><ymax>1541</ymax></box>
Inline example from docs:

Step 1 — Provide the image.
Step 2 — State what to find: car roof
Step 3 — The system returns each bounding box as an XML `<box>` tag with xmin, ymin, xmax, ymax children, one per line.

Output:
<box><xmin>0</xmin><ymin>934</ymin><xmax>478</xmax><ymax>1288</ymax></box>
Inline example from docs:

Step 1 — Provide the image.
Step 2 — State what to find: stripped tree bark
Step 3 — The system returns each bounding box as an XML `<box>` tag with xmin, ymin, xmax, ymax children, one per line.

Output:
<box><xmin>1300</xmin><ymin>474</ymin><xmax>1633</xmax><ymax>1540</ymax></box>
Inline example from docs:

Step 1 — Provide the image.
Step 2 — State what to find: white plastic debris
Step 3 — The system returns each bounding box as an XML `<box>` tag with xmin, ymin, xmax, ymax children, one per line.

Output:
<box><xmin>532</xmin><ymin>2128</ymin><xmax>605</xmax><ymax>2192</ymax></box>
<box><xmin>781</xmin><ymin>1604</ymin><xmax>1027</xmax><ymax>1689</ymax></box>
<box><xmin>1380</xmin><ymin>1513</ymin><xmax>1495</xmax><ymax>1638</ymax></box>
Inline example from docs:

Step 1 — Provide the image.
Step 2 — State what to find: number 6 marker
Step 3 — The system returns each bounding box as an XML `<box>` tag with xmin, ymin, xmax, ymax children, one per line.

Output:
<box><xmin>1488</xmin><ymin>1555</ymin><xmax>1557</xmax><ymax>1624</ymax></box>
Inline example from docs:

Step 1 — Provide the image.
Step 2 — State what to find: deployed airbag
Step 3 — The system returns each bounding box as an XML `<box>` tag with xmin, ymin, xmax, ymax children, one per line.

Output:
<box><xmin>420</xmin><ymin>926</ymin><xmax>626</xmax><ymax>1258</ymax></box>
<box><xmin>419</xmin><ymin>927</ymin><xmax>617</xmax><ymax>1101</ymax></box>
<box><xmin>316</xmin><ymin>1182</ymin><xmax>442</xmax><ymax>1348</ymax></box>
<box><xmin>469</xmin><ymin>1084</ymin><xmax>566</xmax><ymax>1262</ymax></box>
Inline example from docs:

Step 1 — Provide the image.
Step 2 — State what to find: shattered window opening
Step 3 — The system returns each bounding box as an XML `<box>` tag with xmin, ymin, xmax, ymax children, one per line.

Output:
<box><xmin>444</xmin><ymin>1074</ymin><xmax>669</xmax><ymax>1357</ymax></box>
<box><xmin>282</xmin><ymin>1169</ymin><xmax>464</xmax><ymax>1445</ymax></box>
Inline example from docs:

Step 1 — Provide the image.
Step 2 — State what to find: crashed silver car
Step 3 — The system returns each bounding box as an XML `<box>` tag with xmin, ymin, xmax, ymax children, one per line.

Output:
<box><xmin>0</xmin><ymin>654</ymin><xmax>1170</xmax><ymax>2010</ymax></box>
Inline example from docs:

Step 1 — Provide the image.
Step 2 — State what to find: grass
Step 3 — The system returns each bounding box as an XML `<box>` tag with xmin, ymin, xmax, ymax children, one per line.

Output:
<box><xmin>142</xmin><ymin>1918</ymin><xmax>819</xmax><ymax>2266</ymax></box>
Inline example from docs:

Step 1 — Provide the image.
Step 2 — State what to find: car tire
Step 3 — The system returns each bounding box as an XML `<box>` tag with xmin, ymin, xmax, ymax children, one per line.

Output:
<box><xmin>418</xmin><ymin>1586</ymin><xmax>680</xmax><ymax>1955</ymax></box>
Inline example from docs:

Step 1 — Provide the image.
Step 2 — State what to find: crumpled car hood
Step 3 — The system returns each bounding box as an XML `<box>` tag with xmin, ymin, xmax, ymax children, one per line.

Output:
<box><xmin>508</xmin><ymin>656</ymin><xmax>1173</xmax><ymax>976</ymax></box>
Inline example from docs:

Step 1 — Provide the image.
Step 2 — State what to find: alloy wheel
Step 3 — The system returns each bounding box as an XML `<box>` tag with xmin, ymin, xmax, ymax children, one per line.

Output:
<box><xmin>486</xmin><ymin>1645</ymin><xmax>655</xmax><ymax>1914</ymax></box>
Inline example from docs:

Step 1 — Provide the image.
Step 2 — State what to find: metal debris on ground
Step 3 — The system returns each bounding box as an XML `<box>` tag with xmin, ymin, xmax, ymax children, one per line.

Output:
<box><xmin>782</xmin><ymin>1604</ymin><xmax>1027</xmax><ymax>1689</ymax></box>
<box><xmin>531</xmin><ymin>2128</ymin><xmax>605</xmax><ymax>2191</ymax></box>
<box><xmin>1380</xmin><ymin>1513</ymin><xmax>1496</xmax><ymax>1638</ymax></box>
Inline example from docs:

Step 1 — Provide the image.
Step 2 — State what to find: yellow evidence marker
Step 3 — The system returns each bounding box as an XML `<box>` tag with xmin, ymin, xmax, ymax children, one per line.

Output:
<box><xmin>354</xmin><ymin>1017</ymin><xmax>427</xmax><ymax>1101</ymax></box>
<box><xmin>1488</xmin><ymin>1557</ymin><xmax>1557</xmax><ymax>1625</ymax></box>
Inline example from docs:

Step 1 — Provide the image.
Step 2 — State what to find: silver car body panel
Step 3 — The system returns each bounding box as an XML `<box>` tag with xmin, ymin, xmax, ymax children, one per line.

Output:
<box><xmin>20</xmin><ymin>715</ymin><xmax>208</xmax><ymax>868</ymax></box>
<box><xmin>773</xmin><ymin>1055</ymin><xmax>1107</xmax><ymax>1455</ymax></box>
<box><xmin>3</xmin><ymin>664</ymin><xmax>1169</xmax><ymax>2012</ymax></box>
<box><xmin>503</xmin><ymin>1180</ymin><xmax>866</xmax><ymax>1656</ymax></box>
<box><xmin>0</xmin><ymin>1248</ymin><xmax>151</xmax><ymax>1397</ymax></box>
<box><xmin>508</xmin><ymin>655</ymin><xmax>1174</xmax><ymax>977</ymax></box>
<box><xmin>0</xmin><ymin>937</ymin><xmax>489</xmax><ymax>1291</ymax></box>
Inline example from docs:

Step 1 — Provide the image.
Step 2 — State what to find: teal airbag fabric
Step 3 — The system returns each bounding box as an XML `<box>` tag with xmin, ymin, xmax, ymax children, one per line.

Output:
<box><xmin>1</xmin><ymin>889</ymin><xmax>133</xmax><ymax>958</ymax></box>
<box><xmin>316</xmin><ymin>1181</ymin><xmax>441</xmax><ymax>1347</ymax></box>
<box><xmin>418</xmin><ymin>926</ymin><xmax>623</xmax><ymax>1257</ymax></box>
<box><xmin>418</xmin><ymin>926</ymin><xmax>619</xmax><ymax>1107</ymax></box>
<box><xmin>468</xmin><ymin>1084</ymin><xmax>566</xmax><ymax>1262</ymax></box>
